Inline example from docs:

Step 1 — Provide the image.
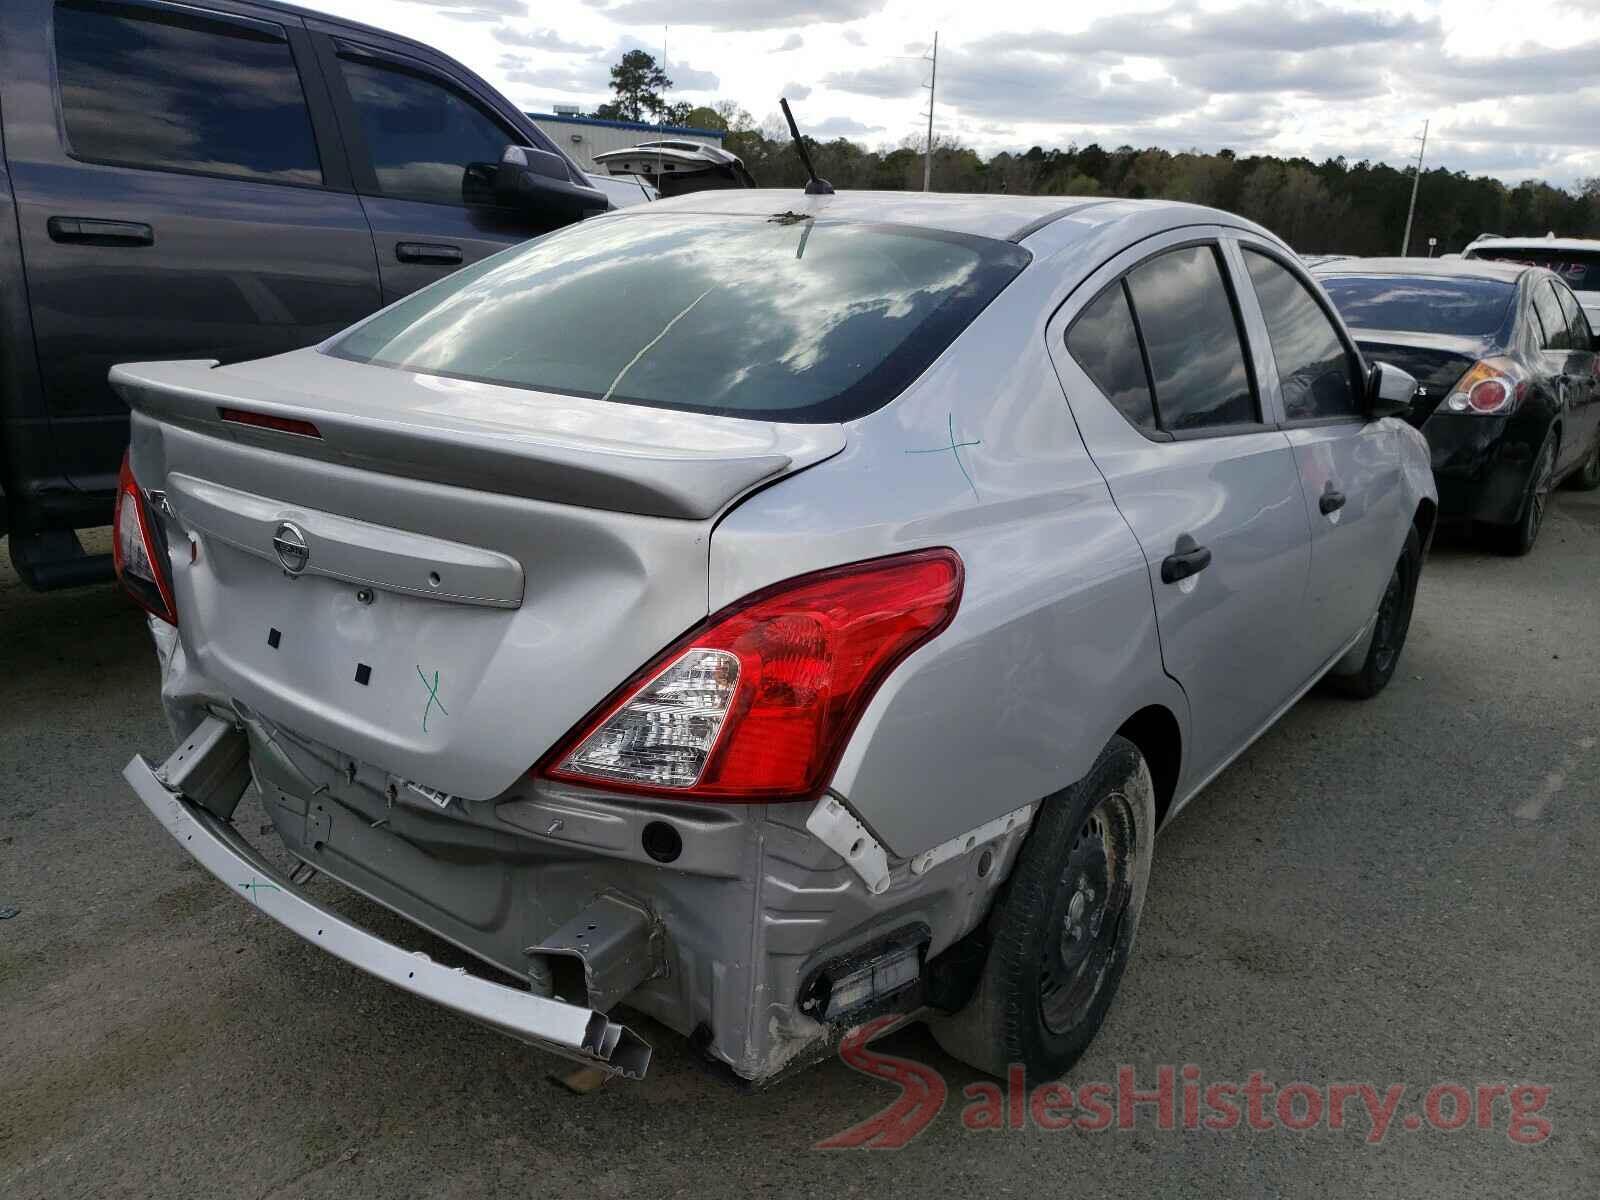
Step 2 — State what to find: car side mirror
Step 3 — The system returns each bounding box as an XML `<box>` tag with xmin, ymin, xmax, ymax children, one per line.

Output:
<box><xmin>1365</xmin><ymin>362</ymin><xmax>1417</xmax><ymax>419</ymax></box>
<box><xmin>495</xmin><ymin>145</ymin><xmax>611</xmax><ymax>222</ymax></box>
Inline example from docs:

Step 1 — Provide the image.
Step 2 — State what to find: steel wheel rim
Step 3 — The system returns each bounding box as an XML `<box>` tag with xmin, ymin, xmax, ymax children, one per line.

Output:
<box><xmin>1039</xmin><ymin>791</ymin><xmax>1136</xmax><ymax>1036</ymax></box>
<box><xmin>1371</xmin><ymin>561</ymin><xmax>1405</xmax><ymax>676</ymax></box>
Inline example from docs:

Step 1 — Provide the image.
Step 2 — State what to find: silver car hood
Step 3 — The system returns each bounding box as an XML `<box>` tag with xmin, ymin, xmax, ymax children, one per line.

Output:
<box><xmin>111</xmin><ymin>349</ymin><xmax>845</xmax><ymax>520</ymax></box>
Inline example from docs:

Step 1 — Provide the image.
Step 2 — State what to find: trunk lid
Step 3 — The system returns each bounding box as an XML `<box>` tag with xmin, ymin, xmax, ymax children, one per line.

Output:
<box><xmin>1350</xmin><ymin>329</ymin><xmax>1490</xmax><ymax>426</ymax></box>
<box><xmin>115</xmin><ymin>351</ymin><xmax>845</xmax><ymax>800</ymax></box>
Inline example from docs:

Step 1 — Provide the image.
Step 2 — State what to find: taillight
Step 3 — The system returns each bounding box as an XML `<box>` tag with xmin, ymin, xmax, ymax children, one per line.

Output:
<box><xmin>1445</xmin><ymin>358</ymin><xmax>1526</xmax><ymax>415</ymax></box>
<box><xmin>540</xmin><ymin>549</ymin><xmax>964</xmax><ymax>801</ymax></box>
<box><xmin>113</xmin><ymin>452</ymin><xmax>177</xmax><ymax>625</ymax></box>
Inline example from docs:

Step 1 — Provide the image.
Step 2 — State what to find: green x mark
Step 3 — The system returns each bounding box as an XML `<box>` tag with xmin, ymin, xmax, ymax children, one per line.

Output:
<box><xmin>905</xmin><ymin>412</ymin><xmax>982</xmax><ymax>500</ymax></box>
<box><xmin>417</xmin><ymin>665</ymin><xmax>449</xmax><ymax>733</ymax></box>
<box><xmin>239</xmin><ymin>878</ymin><xmax>281</xmax><ymax>906</ymax></box>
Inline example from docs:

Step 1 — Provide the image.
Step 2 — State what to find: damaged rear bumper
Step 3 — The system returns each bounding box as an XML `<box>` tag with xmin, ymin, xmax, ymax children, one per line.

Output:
<box><xmin>123</xmin><ymin>743</ymin><xmax>652</xmax><ymax>1080</ymax></box>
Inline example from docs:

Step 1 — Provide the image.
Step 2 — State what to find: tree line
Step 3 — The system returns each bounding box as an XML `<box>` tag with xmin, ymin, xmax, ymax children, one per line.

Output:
<box><xmin>592</xmin><ymin>52</ymin><xmax>1600</xmax><ymax>255</ymax></box>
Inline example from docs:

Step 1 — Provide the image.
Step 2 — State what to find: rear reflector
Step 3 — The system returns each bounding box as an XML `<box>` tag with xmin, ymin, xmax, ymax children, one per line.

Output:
<box><xmin>540</xmin><ymin>549</ymin><xmax>964</xmax><ymax>802</ymax></box>
<box><xmin>219</xmin><ymin>407</ymin><xmax>321</xmax><ymax>438</ymax></box>
<box><xmin>113</xmin><ymin>453</ymin><xmax>178</xmax><ymax>625</ymax></box>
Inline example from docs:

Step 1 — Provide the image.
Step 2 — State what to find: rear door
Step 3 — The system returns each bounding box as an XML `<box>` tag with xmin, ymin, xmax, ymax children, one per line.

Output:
<box><xmin>1552</xmin><ymin>281</ymin><xmax>1600</xmax><ymax>467</ymax></box>
<box><xmin>311</xmin><ymin>33</ymin><xmax>574</xmax><ymax>302</ymax></box>
<box><xmin>1048</xmin><ymin>229</ymin><xmax>1314</xmax><ymax>783</ymax></box>
<box><xmin>5</xmin><ymin>0</ymin><xmax>379</xmax><ymax>497</ymax></box>
<box><xmin>1530</xmin><ymin>280</ymin><xmax>1589</xmax><ymax>476</ymax></box>
<box><xmin>1232</xmin><ymin>238</ymin><xmax>1407</xmax><ymax>663</ymax></box>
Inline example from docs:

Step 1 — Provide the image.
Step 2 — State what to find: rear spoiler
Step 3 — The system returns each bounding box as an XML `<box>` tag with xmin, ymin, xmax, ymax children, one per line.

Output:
<box><xmin>111</xmin><ymin>358</ymin><xmax>844</xmax><ymax>521</ymax></box>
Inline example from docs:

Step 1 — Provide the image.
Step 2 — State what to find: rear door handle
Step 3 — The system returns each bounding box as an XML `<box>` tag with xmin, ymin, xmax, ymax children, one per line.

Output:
<box><xmin>1320</xmin><ymin>489</ymin><xmax>1347</xmax><ymax>515</ymax></box>
<box><xmin>395</xmin><ymin>241</ymin><xmax>462</xmax><ymax>265</ymax></box>
<box><xmin>1160</xmin><ymin>533</ymin><xmax>1212</xmax><ymax>584</ymax></box>
<box><xmin>47</xmin><ymin>216</ymin><xmax>153</xmax><ymax>245</ymax></box>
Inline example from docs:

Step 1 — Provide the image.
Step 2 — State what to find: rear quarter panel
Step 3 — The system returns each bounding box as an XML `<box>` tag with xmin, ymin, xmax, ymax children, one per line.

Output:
<box><xmin>709</xmin><ymin>260</ymin><xmax>1186</xmax><ymax>858</ymax></box>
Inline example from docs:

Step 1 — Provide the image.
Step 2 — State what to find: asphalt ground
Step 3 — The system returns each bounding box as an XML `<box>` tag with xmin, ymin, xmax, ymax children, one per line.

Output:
<box><xmin>2</xmin><ymin>494</ymin><xmax>1597</xmax><ymax>1198</ymax></box>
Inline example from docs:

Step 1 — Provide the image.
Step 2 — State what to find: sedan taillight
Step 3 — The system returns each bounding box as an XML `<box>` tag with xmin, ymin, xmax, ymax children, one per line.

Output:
<box><xmin>1444</xmin><ymin>357</ymin><xmax>1527</xmax><ymax>415</ymax></box>
<box><xmin>539</xmin><ymin>549</ymin><xmax>964</xmax><ymax>802</ymax></box>
<box><xmin>113</xmin><ymin>452</ymin><xmax>178</xmax><ymax>626</ymax></box>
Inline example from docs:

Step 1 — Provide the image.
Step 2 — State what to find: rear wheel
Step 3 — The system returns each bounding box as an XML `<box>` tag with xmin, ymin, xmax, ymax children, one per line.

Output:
<box><xmin>1567</xmin><ymin>438</ymin><xmax>1600</xmax><ymax>491</ymax></box>
<box><xmin>1486</xmin><ymin>432</ymin><xmax>1556</xmax><ymax>556</ymax></box>
<box><xmin>929</xmin><ymin>737</ymin><xmax>1155</xmax><ymax>1082</ymax></box>
<box><xmin>1327</xmin><ymin>526</ymin><xmax>1420</xmax><ymax>700</ymax></box>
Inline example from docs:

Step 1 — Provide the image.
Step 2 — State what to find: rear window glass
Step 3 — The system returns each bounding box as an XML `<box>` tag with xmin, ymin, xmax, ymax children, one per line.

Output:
<box><xmin>1469</xmin><ymin>248</ymin><xmax>1600</xmax><ymax>291</ymax></box>
<box><xmin>1319</xmin><ymin>275</ymin><xmax>1515</xmax><ymax>337</ymax></box>
<box><xmin>327</xmin><ymin>214</ymin><xmax>1030</xmax><ymax>422</ymax></box>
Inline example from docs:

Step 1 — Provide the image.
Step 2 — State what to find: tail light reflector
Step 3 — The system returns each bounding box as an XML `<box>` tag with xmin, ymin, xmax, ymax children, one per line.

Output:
<box><xmin>219</xmin><ymin>407</ymin><xmax>321</xmax><ymax>438</ymax></box>
<box><xmin>1445</xmin><ymin>358</ymin><xmax>1526</xmax><ymax>415</ymax></box>
<box><xmin>113</xmin><ymin>452</ymin><xmax>178</xmax><ymax>625</ymax></box>
<box><xmin>539</xmin><ymin>549</ymin><xmax>964</xmax><ymax>801</ymax></box>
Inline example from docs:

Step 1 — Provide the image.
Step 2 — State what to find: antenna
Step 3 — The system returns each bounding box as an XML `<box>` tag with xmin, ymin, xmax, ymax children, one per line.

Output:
<box><xmin>779</xmin><ymin>97</ymin><xmax>834</xmax><ymax>195</ymax></box>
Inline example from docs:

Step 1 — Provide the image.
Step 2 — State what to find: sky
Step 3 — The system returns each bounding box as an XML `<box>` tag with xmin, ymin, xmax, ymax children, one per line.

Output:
<box><xmin>297</xmin><ymin>0</ymin><xmax>1600</xmax><ymax>188</ymax></box>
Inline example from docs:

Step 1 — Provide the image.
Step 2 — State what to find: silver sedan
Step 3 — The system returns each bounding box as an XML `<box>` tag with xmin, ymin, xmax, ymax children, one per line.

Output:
<box><xmin>111</xmin><ymin>190</ymin><xmax>1435</xmax><ymax>1085</ymax></box>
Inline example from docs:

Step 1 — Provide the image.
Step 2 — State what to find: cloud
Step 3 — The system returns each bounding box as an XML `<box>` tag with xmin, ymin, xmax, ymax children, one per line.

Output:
<box><xmin>775</xmin><ymin>34</ymin><xmax>803</xmax><ymax>52</ymax></box>
<box><xmin>811</xmin><ymin>116</ymin><xmax>884</xmax><ymax>137</ymax></box>
<box><xmin>581</xmin><ymin>0</ymin><xmax>883</xmax><ymax>31</ymax></box>
<box><xmin>842</xmin><ymin>29</ymin><xmax>866</xmax><ymax>46</ymax></box>
<box><xmin>1419</xmin><ymin>41</ymin><xmax>1600</xmax><ymax>102</ymax></box>
<box><xmin>973</xmin><ymin>0</ymin><xmax>1438</xmax><ymax>59</ymax></box>
<box><xmin>782</xmin><ymin>82</ymin><xmax>812</xmax><ymax>101</ymax></box>
<box><xmin>498</xmin><ymin>54</ymin><xmax>610</xmax><ymax>93</ymax></box>
<box><xmin>821</xmin><ymin>60</ymin><xmax>921</xmax><ymax>99</ymax></box>
<box><xmin>399</xmin><ymin>0</ymin><xmax>528</xmax><ymax>20</ymax></box>
<box><xmin>493</xmin><ymin>26</ymin><xmax>602</xmax><ymax>53</ymax></box>
<box><xmin>1171</xmin><ymin>51</ymin><xmax>1387</xmax><ymax>98</ymax></box>
<box><xmin>670</xmin><ymin>63</ymin><xmax>721</xmax><ymax>91</ymax></box>
<box><xmin>1439</xmin><ymin>92</ymin><xmax>1600</xmax><ymax>149</ymax></box>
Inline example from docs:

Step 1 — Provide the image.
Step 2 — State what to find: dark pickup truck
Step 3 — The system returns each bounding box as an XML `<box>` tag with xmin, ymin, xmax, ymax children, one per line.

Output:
<box><xmin>0</xmin><ymin>0</ymin><xmax>608</xmax><ymax>588</ymax></box>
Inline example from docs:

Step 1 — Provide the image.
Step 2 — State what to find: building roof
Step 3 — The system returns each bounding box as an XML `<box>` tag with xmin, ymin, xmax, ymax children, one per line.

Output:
<box><xmin>525</xmin><ymin>111</ymin><xmax>727</xmax><ymax>140</ymax></box>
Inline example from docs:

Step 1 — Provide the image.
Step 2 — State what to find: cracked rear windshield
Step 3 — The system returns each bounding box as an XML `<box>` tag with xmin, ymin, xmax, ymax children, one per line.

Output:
<box><xmin>327</xmin><ymin>213</ymin><xmax>1029</xmax><ymax>422</ymax></box>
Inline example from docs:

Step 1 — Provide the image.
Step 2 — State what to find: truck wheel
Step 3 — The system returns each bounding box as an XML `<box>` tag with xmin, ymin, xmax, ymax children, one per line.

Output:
<box><xmin>1326</xmin><ymin>526</ymin><xmax>1420</xmax><ymax>700</ymax></box>
<box><xmin>929</xmin><ymin>736</ymin><xmax>1155</xmax><ymax>1083</ymax></box>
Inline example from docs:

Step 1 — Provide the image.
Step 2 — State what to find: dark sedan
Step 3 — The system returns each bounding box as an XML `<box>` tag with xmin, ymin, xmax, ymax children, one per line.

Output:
<box><xmin>1313</xmin><ymin>258</ymin><xmax>1600</xmax><ymax>554</ymax></box>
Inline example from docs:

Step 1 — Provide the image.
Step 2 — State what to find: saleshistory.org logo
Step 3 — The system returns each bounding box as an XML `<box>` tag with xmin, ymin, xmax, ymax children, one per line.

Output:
<box><xmin>815</xmin><ymin>1017</ymin><xmax>1554</xmax><ymax>1149</ymax></box>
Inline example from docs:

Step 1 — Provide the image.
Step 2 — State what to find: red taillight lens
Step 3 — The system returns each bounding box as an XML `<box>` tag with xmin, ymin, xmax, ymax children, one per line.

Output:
<box><xmin>540</xmin><ymin>549</ymin><xmax>964</xmax><ymax>801</ymax></box>
<box><xmin>1445</xmin><ymin>358</ymin><xmax>1524</xmax><ymax>415</ymax></box>
<box><xmin>112</xmin><ymin>453</ymin><xmax>178</xmax><ymax>625</ymax></box>
<box><xmin>219</xmin><ymin>407</ymin><xmax>321</xmax><ymax>438</ymax></box>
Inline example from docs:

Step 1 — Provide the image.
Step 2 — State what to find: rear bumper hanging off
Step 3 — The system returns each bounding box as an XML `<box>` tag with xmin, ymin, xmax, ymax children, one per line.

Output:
<box><xmin>123</xmin><ymin>732</ymin><xmax>651</xmax><ymax>1080</ymax></box>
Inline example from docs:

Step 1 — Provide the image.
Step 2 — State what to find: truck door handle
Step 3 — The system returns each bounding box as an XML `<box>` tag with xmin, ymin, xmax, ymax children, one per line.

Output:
<box><xmin>1160</xmin><ymin>534</ymin><xmax>1212</xmax><ymax>584</ymax></box>
<box><xmin>47</xmin><ymin>216</ymin><xmax>153</xmax><ymax>245</ymax></box>
<box><xmin>1319</xmin><ymin>489</ymin><xmax>1347</xmax><ymax>515</ymax></box>
<box><xmin>395</xmin><ymin>242</ymin><xmax>462</xmax><ymax>265</ymax></box>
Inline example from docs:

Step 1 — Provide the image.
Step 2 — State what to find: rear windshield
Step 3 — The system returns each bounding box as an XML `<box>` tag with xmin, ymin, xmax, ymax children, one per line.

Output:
<box><xmin>327</xmin><ymin>213</ymin><xmax>1030</xmax><ymax>423</ymax></box>
<box><xmin>1469</xmin><ymin>247</ymin><xmax>1600</xmax><ymax>291</ymax></box>
<box><xmin>1318</xmin><ymin>274</ymin><xmax>1515</xmax><ymax>337</ymax></box>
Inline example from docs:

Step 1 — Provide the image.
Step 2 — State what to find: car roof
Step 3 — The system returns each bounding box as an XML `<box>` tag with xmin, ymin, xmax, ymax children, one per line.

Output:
<box><xmin>618</xmin><ymin>189</ymin><xmax>1264</xmax><ymax>245</ymax></box>
<box><xmin>1468</xmin><ymin>235</ymin><xmax>1600</xmax><ymax>254</ymax></box>
<box><xmin>1313</xmin><ymin>256</ymin><xmax>1533</xmax><ymax>285</ymax></box>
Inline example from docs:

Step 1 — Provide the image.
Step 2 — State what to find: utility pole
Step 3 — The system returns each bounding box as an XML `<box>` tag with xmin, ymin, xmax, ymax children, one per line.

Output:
<box><xmin>922</xmin><ymin>32</ymin><xmax>938</xmax><ymax>192</ymax></box>
<box><xmin>1400</xmin><ymin>118</ymin><xmax>1429</xmax><ymax>256</ymax></box>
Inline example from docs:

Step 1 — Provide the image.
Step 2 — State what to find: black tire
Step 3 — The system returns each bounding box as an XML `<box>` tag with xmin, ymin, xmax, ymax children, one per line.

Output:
<box><xmin>1485</xmin><ymin>432</ymin><xmax>1556</xmax><ymax>556</ymax></box>
<box><xmin>1566</xmin><ymin>438</ymin><xmax>1600</xmax><ymax>492</ymax></box>
<box><xmin>928</xmin><ymin>737</ymin><xmax>1155</xmax><ymax>1083</ymax></box>
<box><xmin>1327</xmin><ymin>525</ymin><xmax>1421</xmax><ymax>700</ymax></box>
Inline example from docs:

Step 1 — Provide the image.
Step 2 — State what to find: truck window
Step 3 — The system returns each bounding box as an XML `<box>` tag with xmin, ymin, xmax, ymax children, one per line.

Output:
<box><xmin>339</xmin><ymin>56</ymin><xmax>517</xmax><ymax>207</ymax></box>
<box><xmin>53</xmin><ymin>0</ymin><xmax>323</xmax><ymax>185</ymax></box>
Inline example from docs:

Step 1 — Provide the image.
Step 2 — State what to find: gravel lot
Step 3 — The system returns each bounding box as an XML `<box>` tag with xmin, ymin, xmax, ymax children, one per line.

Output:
<box><xmin>2</xmin><ymin>496</ymin><xmax>1596</xmax><ymax>1198</ymax></box>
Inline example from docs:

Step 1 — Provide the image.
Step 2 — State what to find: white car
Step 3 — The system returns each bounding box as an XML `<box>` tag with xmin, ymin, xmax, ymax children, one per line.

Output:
<box><xmin>1464</xmin><ymin>234</ymin><xmax>1600</xmax><ymax>330</ymax></box>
